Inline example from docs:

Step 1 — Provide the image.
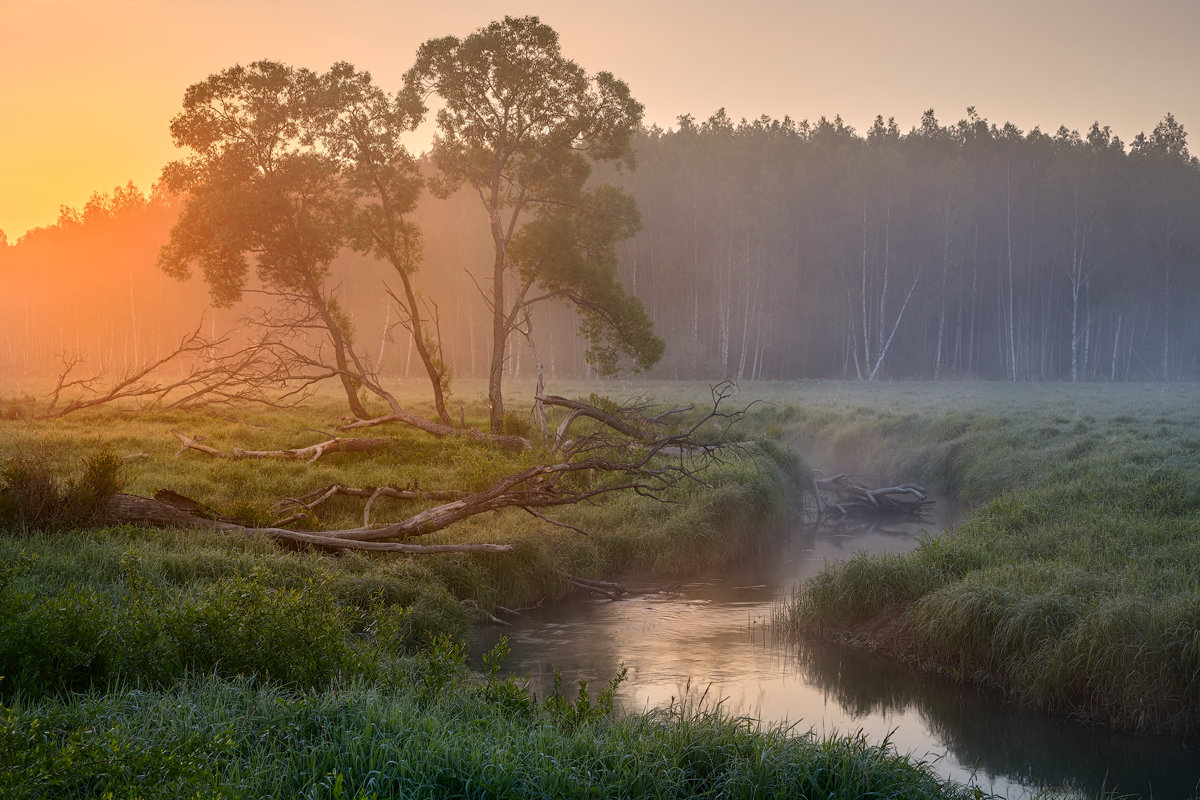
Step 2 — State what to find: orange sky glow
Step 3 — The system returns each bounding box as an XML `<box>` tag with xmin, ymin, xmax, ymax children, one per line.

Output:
<box><xmin>2</xmin><ymin>0</ymin><xmax>1198</xmax><ymax>239</ymax></box>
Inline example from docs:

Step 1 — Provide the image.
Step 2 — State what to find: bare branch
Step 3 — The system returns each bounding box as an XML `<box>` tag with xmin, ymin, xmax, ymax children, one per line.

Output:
<box><xmin>37</xmin><ymin>324</ymin><xmax>297</xmax><ymax>419</ymax></box>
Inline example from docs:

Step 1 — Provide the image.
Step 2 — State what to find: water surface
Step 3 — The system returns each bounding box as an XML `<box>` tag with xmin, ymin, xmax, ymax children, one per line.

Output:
<box><xmin>471</xmin><ymin>514</ymin><xmax>1199</xmax><ymax>799</ymax></box>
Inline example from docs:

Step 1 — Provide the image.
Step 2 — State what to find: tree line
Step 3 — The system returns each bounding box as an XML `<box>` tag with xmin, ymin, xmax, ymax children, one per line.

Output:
<box><xmin>609</xmin><ymin>108</ymin><xmax>1200</xmax><ymax>381</ymax></box>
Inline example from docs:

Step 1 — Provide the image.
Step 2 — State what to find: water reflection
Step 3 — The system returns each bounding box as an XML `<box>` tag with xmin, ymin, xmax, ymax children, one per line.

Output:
<box><xmin>790</xmin><ymin>638</ymin><xmax>1200</xmax><ymax>798</ymax></box>
<box><xmin>471</xmin><ymin>516</ymin><xmax>1200</xmax><ymax>799</ymax></box>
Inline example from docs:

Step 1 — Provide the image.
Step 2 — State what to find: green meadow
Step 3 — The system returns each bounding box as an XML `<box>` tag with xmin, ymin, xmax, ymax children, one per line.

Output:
<box><xmin>0</xmin><ymin>380</ymin><xmax>988</xmax><ymax>800</ymax></box>
<box><xmin>5</xmin><ymin>377</ymin><xmax>1190</xmax><ymax>797</ymax></box>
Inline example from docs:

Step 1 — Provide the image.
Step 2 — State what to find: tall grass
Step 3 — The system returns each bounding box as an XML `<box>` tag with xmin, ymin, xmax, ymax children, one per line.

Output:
<box><xmin>0</xmin><ymin>448</ymin><xmax>124</xmax><ymax>532</ymax></box>
<box><xmin>0</xmin><ymin>378</ymin><xmax>1108</xmax><ymax>796</ymax></box>
<box><xmin>0</xmin><ymin>382</ymin><xmax>804</xmax><ymax>701</ymax></box>
<box><xmin>0</xmin><ymin>673</ymin><xmax>986</xmax><ymax>800</ymax></box>
<box><xmin>775</xmin><ymin>381</ymin><xmax>1200</xmax><ymax>735</ymax></box>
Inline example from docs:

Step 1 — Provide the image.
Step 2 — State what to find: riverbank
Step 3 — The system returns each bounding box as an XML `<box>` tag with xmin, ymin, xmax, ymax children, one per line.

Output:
<box><xmin>772</xmin><ymin>381</ymin><xmax>1200</xmax><ymax>737</ymax></box>
<box><xmin>1</xmin><ymin>381</ymin><xmax>996</xmax><ymax>799</ymax></box>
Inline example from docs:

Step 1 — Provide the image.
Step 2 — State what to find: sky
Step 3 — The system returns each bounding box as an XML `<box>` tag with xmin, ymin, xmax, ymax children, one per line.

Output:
<box><xmin>2</xmin><ymin>0</ymin><xmax>1198</xmax><ymax>240</ymax></box>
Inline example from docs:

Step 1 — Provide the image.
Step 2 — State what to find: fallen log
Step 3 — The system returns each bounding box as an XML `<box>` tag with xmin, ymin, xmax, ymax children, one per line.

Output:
<box><xmin>813</xmin><ymin>474</ymin><xmax>933</xmax><ymax>520</ymax></box>
<box><xmin>171</xmin><ymin>430</ymin><xmax>389</xmax><ymax>464</ymax></box>
<box><xmin>102</xmin><ymin>493</ymin><xmax>514</xmax><ymax>555</ymax></box>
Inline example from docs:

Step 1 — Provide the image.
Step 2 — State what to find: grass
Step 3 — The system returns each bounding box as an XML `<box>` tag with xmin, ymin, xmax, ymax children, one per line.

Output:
<box><xmin>771</xmin><ymin>380</ymin><xmax>1200</xmax><ymax>736</ymax></box>
<box><xmin>0</xmin><ymin>380</ymin><xmax>998</xmax><ymax>800</ymax></box>
<box><xmin>1</xmin><ymin>381</ymin><xmax>801</xmax><ymax>575</ymax></box>
<box><xmin>0</xmin><ymin>673</ymin><xmax>986</xmax><ymax>800</ymax></box>
<box><xmin>2</xmin><ymin>377</ymin><xmax>1137</xmax><ymax>797</ymax></box>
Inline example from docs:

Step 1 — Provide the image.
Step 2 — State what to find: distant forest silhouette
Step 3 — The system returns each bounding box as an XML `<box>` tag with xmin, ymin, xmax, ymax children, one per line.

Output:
<box><xmin>3</xmin><ymin>108</ymin><xmax>1198</xmax><ymax>383</ymax></box>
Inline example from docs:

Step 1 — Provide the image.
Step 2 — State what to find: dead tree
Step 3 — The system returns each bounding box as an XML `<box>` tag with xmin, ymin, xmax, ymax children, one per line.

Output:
<box><xmin>37</xmin><ymin>325</ymin><xmax>293</xmax><ymax>419</ymax></box>
<box><xmin>100</xmin><ymin>384</ymin><xmax>753</xmax><ymax>554</ymax></box>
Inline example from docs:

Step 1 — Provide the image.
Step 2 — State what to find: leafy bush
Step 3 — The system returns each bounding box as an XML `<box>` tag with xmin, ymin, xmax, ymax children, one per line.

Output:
<box><xmin>0</xmin><ymin>450</ymin><xmax>124</xmax><ymax>532</ymax></box>
<box><xmin>0</xmin><ymin>554</ymin><xmax>457</xmax><ymax>696</ymax></box>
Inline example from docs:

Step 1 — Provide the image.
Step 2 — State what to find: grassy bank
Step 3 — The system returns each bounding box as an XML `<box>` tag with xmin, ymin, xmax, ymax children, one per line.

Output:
<box><xmin>1</xmin><ymin>672</ymin><xmax>977</xmax><ymax>799</ymax></box>
<box><xmin>771</xmin><ymin>381</ymin><xmax>1200</xmax><ymax>736</ymax></box>
<box><xmin>0</xmin><ymin>382</ymin><xmax>803</xmax><ymax>690</ymax></box>
<box><xmin>0</xmin><ymin>381</ymin><xmax>993</xmax><ymax>799</ymax></box>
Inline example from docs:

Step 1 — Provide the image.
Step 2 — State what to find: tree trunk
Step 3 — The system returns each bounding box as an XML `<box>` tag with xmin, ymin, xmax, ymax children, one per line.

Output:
<box><xmin>489</xmin><ymin>223</ymin><xmax>507</xmax><ymax>434</ymax></box>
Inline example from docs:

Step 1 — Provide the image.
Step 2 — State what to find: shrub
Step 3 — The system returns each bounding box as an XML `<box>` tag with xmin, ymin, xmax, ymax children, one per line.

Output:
<box><xmin>0</xmin><ymin>450</ymin><xmax>124</xmax><ymax>533</ymax></box>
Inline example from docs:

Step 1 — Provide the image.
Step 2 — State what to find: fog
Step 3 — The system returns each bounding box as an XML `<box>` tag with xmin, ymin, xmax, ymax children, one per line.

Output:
<box><xmin>3</xmin><ymin>108</ymin><xmax>1198</xmax><ymax>392</ymax></box>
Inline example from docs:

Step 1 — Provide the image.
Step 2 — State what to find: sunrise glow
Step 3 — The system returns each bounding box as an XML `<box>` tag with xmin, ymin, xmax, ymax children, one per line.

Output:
<box><xmin>3</xmin><ymin>0</ymin><xmax>1198</xmax><ymax>239</ymax></box>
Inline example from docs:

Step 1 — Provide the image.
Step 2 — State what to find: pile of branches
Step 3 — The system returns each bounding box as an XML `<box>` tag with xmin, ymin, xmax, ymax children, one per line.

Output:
<box><xmin>811</xmin><ymin>473</ymin><xmax>933</xmax><ymax>521</ymax></box>
<box><xmin>102</xmin><ymin>383</ymin><xmax>752</xmax><ymax>555</ymax></box>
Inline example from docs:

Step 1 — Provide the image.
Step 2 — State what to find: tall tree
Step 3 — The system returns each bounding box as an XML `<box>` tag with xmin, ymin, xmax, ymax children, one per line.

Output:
<box><xmin>316</xmin><ymin>63</ymin><xmax>454</xmax><ymax>424</ymax></box>
<box><xmin>406</xmin><ymin>15</ymin><xmax>660</xmax><ymax>434</ymax></box>
<box><xmin>159</xmin><ymin>61</ymin><xmax>444</xmax><ymax>420</ymax></box>
<box><xmin>1130</xmin><ymin>113</ymin><xmax>1197</xmax><ymax>379</ymax></box>
<box><xmin>159</xmin><ymin>61</ymin><xmax>366</xmax><ymax>415</ymax></box>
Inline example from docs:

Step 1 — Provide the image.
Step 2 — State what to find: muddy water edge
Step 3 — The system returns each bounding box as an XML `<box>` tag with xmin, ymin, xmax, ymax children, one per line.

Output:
<box><xmin>471</xmin><ymin>503</ymin><xmax>1200</xmax><ymax>800</ymax></box>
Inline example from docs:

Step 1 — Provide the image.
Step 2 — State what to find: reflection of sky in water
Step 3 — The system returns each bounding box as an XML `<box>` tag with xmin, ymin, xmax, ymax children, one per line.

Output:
<box><xmin>472</xmin><ymin>517</ymin><xmax>1200</xmax><ymax>800</ymax></box>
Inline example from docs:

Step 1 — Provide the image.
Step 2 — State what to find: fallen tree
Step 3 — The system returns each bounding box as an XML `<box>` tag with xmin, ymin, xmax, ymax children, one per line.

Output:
<box><xmin>102</xmin><ymin>493</ymin><xmax>515</xmax><ymax>554</ymax></box>
<box><xmin>91</xmin><ymin>384</ymin><xmax>753</xmax><ymax>555</ymax></box>
<box><xmin>811</xmin><ymin>473</ymin><xmax>933</xmax><ymax>520</ymax></box>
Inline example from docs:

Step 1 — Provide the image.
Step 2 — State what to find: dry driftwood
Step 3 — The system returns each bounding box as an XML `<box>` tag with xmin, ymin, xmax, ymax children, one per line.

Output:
<box><xmin>171</xmin><ymin>430</ymin><xmax>389</xmax><ymax>464</ymax></box>
<box><xmin>813</xmin><ymin>473</ymin><xmax>933</xmax><ymax>520</ymax></box>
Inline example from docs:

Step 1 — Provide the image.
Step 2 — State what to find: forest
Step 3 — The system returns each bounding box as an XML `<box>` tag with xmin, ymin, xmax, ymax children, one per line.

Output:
<box><xmin>618</xmin><ymin>109</ymin><xmax>1200</xmax><ymax>382</ymax></box>
<box><xmin>2</xmin><ymin>109</ymin><xmax>1199</xmax><ymax>392</ymax></box>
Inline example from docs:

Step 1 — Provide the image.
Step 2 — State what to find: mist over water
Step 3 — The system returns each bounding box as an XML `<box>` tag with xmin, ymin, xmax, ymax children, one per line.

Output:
<box><xmin>472</xmin><ymin>512</ymin><xmax>1200</xmax><ymax>800</ymax></box>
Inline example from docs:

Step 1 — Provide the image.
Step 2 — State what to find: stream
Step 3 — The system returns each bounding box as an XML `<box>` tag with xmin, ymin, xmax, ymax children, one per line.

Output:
<box><xmin>471</xmin><ymin>509</ymin><xmax>1200</xmax><ymax>799</ymax></box>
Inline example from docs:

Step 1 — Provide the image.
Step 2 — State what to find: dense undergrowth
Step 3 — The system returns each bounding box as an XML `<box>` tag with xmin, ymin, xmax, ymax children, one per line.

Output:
<box><xmin>772</xmin><ymin>381</ymin><xmax>1200</xmax><ymax>736</ymax></box>
<box><xmin>0</xmin><ymin>381</ymin><xmax>990</xmax><ymax>800</ymax></box>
